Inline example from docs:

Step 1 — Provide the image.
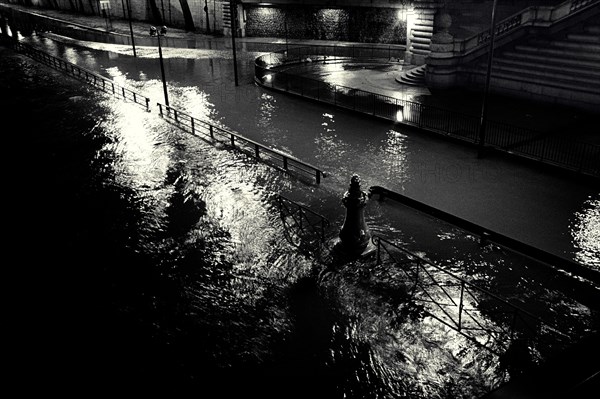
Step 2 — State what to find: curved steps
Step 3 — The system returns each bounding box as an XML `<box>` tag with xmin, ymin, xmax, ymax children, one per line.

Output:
<box><xmin>395</xmin><ymin>64</ymin><xmax>427</xmax><ymax>86</ymax></box>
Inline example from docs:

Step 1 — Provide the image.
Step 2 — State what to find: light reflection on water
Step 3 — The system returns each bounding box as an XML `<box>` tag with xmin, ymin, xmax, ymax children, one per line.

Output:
<box><xmin>571</xmin><ymin>197</ymin><xmax>600</xmax><ymax>269</ymax></box>
<box><xmin>19</xmin><ymin>32</ymin><xmax>600</xmax><ymax>396</ymax></box>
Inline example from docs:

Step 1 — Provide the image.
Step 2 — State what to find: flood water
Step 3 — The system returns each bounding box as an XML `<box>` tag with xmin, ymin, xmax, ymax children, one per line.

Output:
<box><xmin>8</xmin><ymin>27</ymin><xmax>600</xmax><ymax>397</ymax></box>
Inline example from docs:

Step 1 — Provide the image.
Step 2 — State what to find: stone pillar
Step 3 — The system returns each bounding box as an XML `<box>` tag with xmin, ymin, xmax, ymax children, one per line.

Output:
<box><xmin>430</xmin><ymin>7</ymin><xmax>453</xmax><ymax>54</ymax></box>
<box><xmin>425</xmin><ymin>7</ymin><xmax>458</xmax><ymax>89</ymax></box>
<box><xmin>336</xmin><ymin>174</ymin><xmax>374</xmax><ymax>257</ymax></box>
<box><xmin>404</xmin><ymin>0</ymin><xmax>439</xmax><ymax>66</ymax></box>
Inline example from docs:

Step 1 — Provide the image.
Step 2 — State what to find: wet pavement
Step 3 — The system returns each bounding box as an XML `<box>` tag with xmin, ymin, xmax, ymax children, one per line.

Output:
<box><xmin>3</xmin><ymin>2</ymin><xmax>598</xmax><ymax>145</ymax></box>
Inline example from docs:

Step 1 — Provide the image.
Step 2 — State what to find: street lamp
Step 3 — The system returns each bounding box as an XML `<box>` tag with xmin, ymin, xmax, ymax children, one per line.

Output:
<box><xmin>229</xmin><ymin>0</ymin><xmax>239</xmax><ymax>86</ymax></box>
<box><xmin>150</xmin><ymin>25</ymin><xmax>169</xmax><ymax>107</ymax></box>
<box><xmin>478</xmin><ymin>0</ymin><xmax>499</xmax><ymax>158</ymax></box>
<box><xmin>122</xmin><ymin>0</ymin><xmax>136</xmax><ymax>57</ymax></box>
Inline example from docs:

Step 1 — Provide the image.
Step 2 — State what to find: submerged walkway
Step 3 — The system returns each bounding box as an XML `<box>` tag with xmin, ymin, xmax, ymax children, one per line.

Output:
<box><xmin>2</xmin><ymin>6</ymin><xmax>599</xmax><ymax>398</ymax></box>
<box><xmin>2</xmin><ymin>2</ymin><xmax>598</xmax><ymax>148</ymax></box>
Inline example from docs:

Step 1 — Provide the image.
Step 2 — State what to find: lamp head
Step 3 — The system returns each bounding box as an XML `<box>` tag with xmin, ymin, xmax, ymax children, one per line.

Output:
<box><xmin>160</xmin><ymin>26</ymin><xmax>167</xmax><ymax>35</ymax></box>
<box><xmin>149</xmin><ymin>26</ymin><xmax>157</xmax><ymax>36</ymax></box>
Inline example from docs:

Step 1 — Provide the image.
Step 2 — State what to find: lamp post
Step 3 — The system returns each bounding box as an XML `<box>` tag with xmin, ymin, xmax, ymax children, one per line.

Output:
<box><xmin>478</xmin><ymin>0</ymin><xmax>499</xmax><ymax>158</ymax></box>
<box><xmin>122</xmin><ymin>0</ymin><xmax>136</xmax><ymax>57</ymax></box>
<box><xmin>204</xmin><ymin>0</ymin><xmax>211</xmax><ymax>33</ymax></box>
<box><xmin>229</xmin><ymin>0</ymin><xmax>239</xmax><ymax>86</ymax></box>
<box><xmin>150</xmin><ymin>25</ymin><xmax>169</xmax><ymax>107</ymax></box>
<box><xmin>284</xmin><ymin>13</ymin><xmax>288</xmax><ymax>53</ymax></box>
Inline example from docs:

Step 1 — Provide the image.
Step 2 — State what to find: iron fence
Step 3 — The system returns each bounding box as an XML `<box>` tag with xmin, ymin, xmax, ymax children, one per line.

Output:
<box><xmin>12</xmin><ymin>41</ymin><xmax>150</xmax><ymax>110</ymax></box>
<box><xmin>256</xmin><ymin>48</ymin><xmax>600</xmax><ymax>178</ymax></box>
<box><xmin>275</xmin><ymin>194</ymin><xmax>331</xmax><ymax>249</ymax></box>
<box><xmin>371</xmin><ymin>235</ymin><xmax>571</xmax><ymax>358</ymax></box>
<box><xmin>255</xmin><ymin>44</ymin><xmax>404</xmax><ymax>69</ymax></box>
<box><xmin>157</xmin><ymin>104</ymin><xmax>325</xmax><ymax>185</ymax></box>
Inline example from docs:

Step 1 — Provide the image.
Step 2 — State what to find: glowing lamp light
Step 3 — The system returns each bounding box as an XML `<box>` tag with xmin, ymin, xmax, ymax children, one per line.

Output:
<box><xmin>396</xmin><ymin>108</ymin><xmax>404</xmax><ymax>122</ymax></box>
<box><xmin>264</xmin><ymin>74</ymin><xmax>273</xmax><ymax>82</ymax></box>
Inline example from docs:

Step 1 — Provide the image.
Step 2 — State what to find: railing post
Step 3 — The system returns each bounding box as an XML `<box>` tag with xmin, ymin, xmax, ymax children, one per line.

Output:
<box><xmin>230</xmin><ymin>134</ymin><xmax>235</xmax><ymax>147</ymax></box>
<box><xmin>317</xmin><ymin>81</ymin><xmax>320</xmax><ymax>100</ymax></box>
<box><xmin>112</xmin><ymin>83</ymin><xmax>115</xmax><ymax>94</ymax></box>
<box><xmin>158</xmin><ymin>103</ymin><xmax>163</xmax><ymax>116</ymax></box>
<box><xmin>133</xmin><ymin>92</ymin><xmax>137</xmax><ymax>104</ymax></box>
<box><xmin>334</xmin><ymin>85</ymin><xmax>337</xmax><ymax>105</ymax></box>
<box><xmin>145</xmin><ymin>98</ymin><xmax>150</xmax><ymax>111</ymax></box>
<box><xmin>458</xmin><ymin>281</ymin><xmax>465</xmax><ymax>332</ymax></box>
<box><xmin>510</xmin><ymin>310</ymin><xmax>519</xmax><ymax>340</ymax></box>
<box><xmin>283</xmin><ymin>156</ymin><xmax>288</xmax><ymax>170</ymax></box>
<box><xmin>255</xmin><ymin>144</ymin><xmax>260</xmax><ymax>159</ymax></box>
<box><xmin>413</xmin><ymin>261</ymin><xmax>420</xmax><ymax>295</ymax></box>
<box><xmin>209</xmin><ymin>125</ymin><xmax>214</xmax><ymax>139</ymax></box>
<box><xmin>316</xmin><ymin>170</ymin><xmax>320</xmax><ymax>185</ymax></box>
<box><xmin>191</xmin><ymin>118</ymin><xmax>195</xmax><ymax>134</ymax></box>
<box><xmin>122</xmin><ymin>87</ymin><xmax>126</xmax><ymax>99</ymax></box>
<box><xmin>174</xmin><ymin>109</ymin><xmax>179</xmax><ymax>123</ymax></box>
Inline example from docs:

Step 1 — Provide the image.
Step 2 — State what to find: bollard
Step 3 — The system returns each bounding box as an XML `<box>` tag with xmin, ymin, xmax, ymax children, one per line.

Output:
<box><xmin>332</xmin><ymin>174</ymin><xmax>376</xmax><ymax>258</ymax></box>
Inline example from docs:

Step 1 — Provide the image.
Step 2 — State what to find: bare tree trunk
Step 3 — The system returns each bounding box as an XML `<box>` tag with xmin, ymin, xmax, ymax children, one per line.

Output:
<box><xmin>178</xmin><ymin>0</ymin><xmax>195</xmax><ymax>31</ymax></box>
<box><xmin>148</xmin><ymin>0</ymin><xmax>164</xmax><ymax>25</ymax></box>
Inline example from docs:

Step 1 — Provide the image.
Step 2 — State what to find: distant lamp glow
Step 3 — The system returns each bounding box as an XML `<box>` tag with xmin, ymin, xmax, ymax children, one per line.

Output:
<box><xmin>264</xmin><ymin>74</ymin><xmax>273</xmax><ymax>82</ymax></box>
<box><xmin>396</xmin><ymin>108</ymin><xmax>404</xmax><ymax>122</ymax></box>
<box><xmin>397</xmin><ymin>9</ymin><xmax>407</xmax><ymax>20</ymax></box>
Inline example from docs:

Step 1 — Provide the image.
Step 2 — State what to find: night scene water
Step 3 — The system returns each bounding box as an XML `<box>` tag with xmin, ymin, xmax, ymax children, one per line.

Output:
<box><xmin>5</xmin><ymin>24</ymin><xmax>599</xmax><ymax>398</ymax></box>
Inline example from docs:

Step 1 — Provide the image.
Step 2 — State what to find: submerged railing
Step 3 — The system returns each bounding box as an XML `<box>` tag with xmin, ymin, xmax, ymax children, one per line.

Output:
<box><xmin>255</xmin><ymin>48</ymin><xmax>600</xmax><ymax>178</ymax></box>
<box><xmin>157</xmin><ymin>104</ymin><xmax>326</xmax><ymax>185</ymax></box>
<box><xmin>12</xmin><ymin>41</ymin><xmax>150</xmax><ymax>110</ymax></box>
<box><xmin>275</xmin><ymin>194</ymin><xmax>331</xmax><ymax>249</ymax></box>
<box><xmin>4</xmin><ymin>40</ymin><xmax>325</xmax><ymax>185</ymax></box>
<box><xmin>371</xmin><ymin>235</ymin><xmax>570</xmax><ymax>357</ymax></box>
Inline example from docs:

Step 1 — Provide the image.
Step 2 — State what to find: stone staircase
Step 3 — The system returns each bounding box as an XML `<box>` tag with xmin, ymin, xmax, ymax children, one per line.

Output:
<box><xmin>395</xmin><ymin>64</ymin><xmax>427</xmax><ymax>86</ymax></box>
<box><xmin>464</xmin><ymin>13</ymin><xmax>600</xmax><ymax>111</ymax></box>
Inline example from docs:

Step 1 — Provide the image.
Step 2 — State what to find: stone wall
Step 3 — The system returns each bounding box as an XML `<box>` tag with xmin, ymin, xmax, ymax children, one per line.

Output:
<box><xmin>3</xmin><ymin>0</ymin><xmax>225</xmax><ymax>33</ymax></box>
<box><xmin>244</xmin><ymin>5</ymin><xmax>408</xmax><ymax>44</ymax></box>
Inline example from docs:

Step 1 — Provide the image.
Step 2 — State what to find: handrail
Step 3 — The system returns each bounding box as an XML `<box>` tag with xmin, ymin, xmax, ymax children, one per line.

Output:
<box><xmin>3</xmin><ymin>37</ymin><xmax>329</xmax><ymax>186</ymax></box>
<box><xmin>276</xmin><ymin>194</ymin><xmax>331</xmax><ymax>246</ymax></box>
<box><xmin>255</xmin><ymin>44</ymin><xmax>405</xmax><ymax>69</ymax></box>
<box><xmin>458</xmin><ymin>0</ymin><xmax>600</xmax><ymax>55</ymax></box>
<box><xmin>11</xmin><ymin>41</ymin><xmax>150</xmax><ymax>110</ymax></box>
<box><xmin>255</xmin><ymin>47</ymin><xmax>600</xmax><ymax>178</ymax></box>
<box><xmin>156</xmin><ymin>103</ymin><xmax>326</xmax><ymax>185</ymax></box>
<box><xmin>371</xmin><ymin>235</ymin><xmax>570</xmax><ymax>356</ymax></box>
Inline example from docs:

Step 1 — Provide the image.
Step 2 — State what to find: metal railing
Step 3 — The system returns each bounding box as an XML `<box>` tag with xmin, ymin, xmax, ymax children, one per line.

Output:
<box><xmin>256</xmin><ymin>44</ymin><xmax>405</xmax><ymax>69</ymax></box>
<box><xmin>3</xmin><ymin>39</ymin><xmax>327</xmax><ymax>185</ymax></box>
<box><xmin>371</xmin><ymin>235</ymin><xmax>570</xmax><ymax>357</ymax></box>
<box><xmin>465</xmin><ymin>0</ymin><xmax>600</xmax><ymax>51</ymax></box>
<box><xmin>156</xmin><ymin>104</ymin><xmax>326</xmax><ymax>185</ymax></box>
<box><xmin>256</xmin><ymin>49</ymin><xmax>600</xmax><ymax>177</ymax></box>
<box><xmin>275</xmin><ymin>194</ymin><xmax>330</xmax><ymax>249</ymax></box>
<box><xmin>12</xmin><ymin>41</ymin><xmax>150</xmax><ymax>110</ymax></box>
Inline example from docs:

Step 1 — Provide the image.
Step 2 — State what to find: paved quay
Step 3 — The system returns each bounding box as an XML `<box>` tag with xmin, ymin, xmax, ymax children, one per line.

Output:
<box><xmin>3</xmin><ymin>3</ymin><xmax>599</xmax><ymax>147</ymax></box>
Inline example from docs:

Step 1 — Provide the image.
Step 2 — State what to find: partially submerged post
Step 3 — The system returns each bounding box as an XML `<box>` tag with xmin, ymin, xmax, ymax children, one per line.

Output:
<box><xmin>334</xmin><ymin>174</ymin><xmax>375</xmax><ymax>258</ymax></box>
